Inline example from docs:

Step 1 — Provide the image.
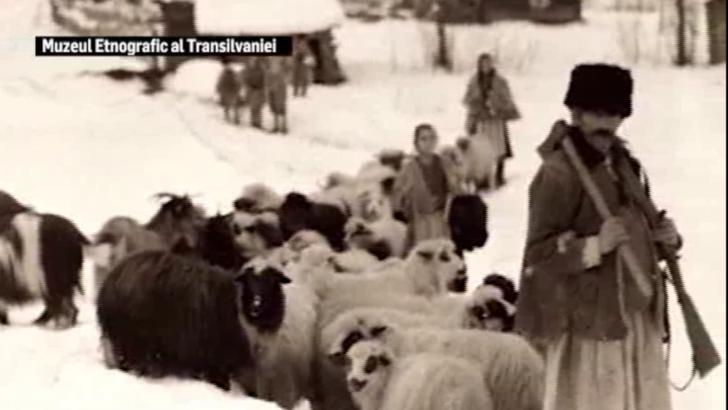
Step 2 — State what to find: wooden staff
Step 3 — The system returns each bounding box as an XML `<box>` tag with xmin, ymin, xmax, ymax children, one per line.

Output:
<box><xmin>561</xmin><ymin>135</ymin><xmax>652</xmax><ymax>299</ymax></box>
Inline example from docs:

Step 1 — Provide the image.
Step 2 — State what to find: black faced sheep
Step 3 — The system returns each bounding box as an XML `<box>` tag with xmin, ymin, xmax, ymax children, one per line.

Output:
<box><xmin>236</xmin><ymin>258</ymin><xmax>318</xmax><ymax>409</ymax></box>
<box><xmin>345</xmin><ymin>341</ymin><xmax>492</xmax><ymax>410</ymax></box>
<box><xmin>96</xmin><ymin>250</ymin><xmax>253</xmax><ymax>391</ymax></box>
<box><xmin>196</xmin><ymin>213</ymin><xmax>246</xmax><ymax>271</ymax></box>
<box><xmin>0</xmin><ymin>209</ymin><xmax>88</xmax><ymax>329</ymax></box>
<box><xmin>278</xmin><ymin>192</ymin><xmax>347</xmax><ymax>251</ymax></box>
<box><xmin>447</xmin><ymin>194</ymin><xmax>489</xmax><ymax>256</ymax></box>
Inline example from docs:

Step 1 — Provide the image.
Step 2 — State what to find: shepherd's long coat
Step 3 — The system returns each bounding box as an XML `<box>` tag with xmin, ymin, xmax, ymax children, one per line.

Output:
<box><xmin>516</xmin><ymin>124</ymin><xmax>672</xmax><ymax>410</ymax></box>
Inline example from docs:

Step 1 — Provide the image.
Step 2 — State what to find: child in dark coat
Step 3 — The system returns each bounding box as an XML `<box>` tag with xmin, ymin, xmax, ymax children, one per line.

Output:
<box><xmin>216</xmin><ymin>61</ymin><xmax>242</xmax><ymax>124</ymax></box>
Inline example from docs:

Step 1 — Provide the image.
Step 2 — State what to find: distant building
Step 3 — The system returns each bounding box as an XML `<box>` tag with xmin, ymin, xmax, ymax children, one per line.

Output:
<box><xmin>416</xmin><ymin>0</ymin><xmax>581</xmax><ymax>24</ymax></box>
<box><xmin>706</xmin><ymin>0</ymin><xmax>726</xmax><ymax>63</ymax></box>
<box><xmin>163</xmin><ymin>0</ymin><xmax>346</xmax><ymax>84</ymax></box>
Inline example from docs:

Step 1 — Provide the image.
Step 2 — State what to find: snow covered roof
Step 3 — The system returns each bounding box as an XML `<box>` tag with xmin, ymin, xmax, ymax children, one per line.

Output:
<box><xmin>194</xmin><ymin>0</ymin><xmax>345</xmax><ymax>35</ymax></box>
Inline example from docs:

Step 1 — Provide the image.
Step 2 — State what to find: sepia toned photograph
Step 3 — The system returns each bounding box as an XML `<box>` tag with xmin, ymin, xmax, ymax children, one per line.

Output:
<box><xmin>0</xmin><ymin>0</ymin><xmax>725</xmax><ymax>409</ymax></box>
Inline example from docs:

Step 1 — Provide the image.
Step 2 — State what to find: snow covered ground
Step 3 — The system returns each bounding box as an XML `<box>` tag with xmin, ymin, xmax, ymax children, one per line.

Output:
<box><xmin>0</xmin><ymin>1</ymin><xmax>725</xmax><ymax>409</ymax></box>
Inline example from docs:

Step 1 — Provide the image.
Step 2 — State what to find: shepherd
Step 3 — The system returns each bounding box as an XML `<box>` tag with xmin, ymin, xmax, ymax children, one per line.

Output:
<box><xmin>462</xmin><ymin>53</ymin><xmax>520</xmax><ymax>188</ymax></box>
<box><xmin>515</xmin><ymin>63</ymin><xmax>681</xmax><ymax>410</ymax></box>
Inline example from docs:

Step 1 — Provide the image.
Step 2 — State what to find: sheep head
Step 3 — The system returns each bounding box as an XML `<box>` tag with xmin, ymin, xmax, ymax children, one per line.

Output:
<box><xmin>465</xmin><ymin>274</ymin><xmax>518</xmax><ymax>332</ymax></box>
<box><xmin>344</xmin><ymin>340</ymin><xmax>394</xmax><ymax>407</ymax></box>
<box><xmin>231</xmin><ymin>211</ymin><xmax>284</xmax><ymax>259</ymax></box>
<box><xmin>235</xmin><ymin>258</ymin><xmax>291</xmax><ymax>333</ymax></box>
<box><xmin>407</xmin><ymin>239</ymin><xmax>467</xmax><ymax>297</ymax></box>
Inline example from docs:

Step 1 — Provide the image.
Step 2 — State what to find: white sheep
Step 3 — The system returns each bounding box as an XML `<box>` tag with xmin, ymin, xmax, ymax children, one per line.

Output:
<box><xmin>345</xmin><ymin>341</ymin><xmax>493</xmax><ymax>410</ymax></box>
<box><xmin>307</xmin><ymin>238</ymin><xmax>467</xmax><ymax>302</ymax></box>
<box><xmin>328</xmin><ymin>319</ymin><xmax>545</xmax><ymax>410</ymax></box>
<box><xmin>345</xmin><ymin>216</ymin><xmax>407</xmax><ymax>259</ymax></box>
<box><xmin>454</xmin><ymin>136</ymin><xmax>500</xmax><ymax>190</ymax></box>
<box><xmin>282</xmin><ymin>231</ymin><xmax>381</xmax><ymax>276</ymax></box>
<box><xmin>237</xmin><ymin>258</ymin><xmax>318</xmax><ymax>409</ymax></box>
<box><xmin>312</xmin><ymin>304</ymin><xmax>444</xmax><ymax>410</ymax></box>
<box><xmin>231</xmin><ymin>211</ymin><xmax>284</xmax><ymax>260</ymax></box>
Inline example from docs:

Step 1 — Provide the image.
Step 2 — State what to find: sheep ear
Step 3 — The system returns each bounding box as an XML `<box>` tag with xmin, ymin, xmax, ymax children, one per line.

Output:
<box><xmin>380</xmin><ymin>177</ymin><xmax>396</xmax><ymax>195</ymax></box>
<box><xmin>235</xmin><ymin>267</ymin><xmax>254</xmax><ymax>283</ymax></box>
<box><xmin>416</xmin><ymin>250</ymin><xmax>434</xmax><ymax>261</ymax></box>
<box><xmin>378</xmin><ymin>354</ymin><xmax>391</xmax><ymax>367</ymax></box>
<box><xmin>277</xmin><ymin>271</ymin><xmax>292</xmax><ymax>284</ymax></box>
<box><xmin>327</xmin><ymin>350</ymin><xmax>347</xmax><ymax>367</ymax></box>
<box><xmin>456</xmin><ymin>137</ymin><xmax>470</xmax><ymax>152</ymax></box>
<box><xmin>370</xmin><ymin>325</ymin><xmax>388</xmax><ymax>337</ymax></box>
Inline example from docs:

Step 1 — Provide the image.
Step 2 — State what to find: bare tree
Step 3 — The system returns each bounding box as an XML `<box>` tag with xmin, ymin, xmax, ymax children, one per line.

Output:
<box><xmin>433</xmin><ymin>1</ymin><xmax>453</xmax><ymax>71</ymax></box>
<box><xmin>675</xmin><ymin>0</ymin><xmax>690</xmax><ymax>65</ymax></box>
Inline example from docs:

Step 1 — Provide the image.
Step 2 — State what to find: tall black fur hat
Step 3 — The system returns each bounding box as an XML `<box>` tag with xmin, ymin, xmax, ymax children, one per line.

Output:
<box><xmin>564</xmin><ymin>63</ymin><xmax>633</xmax><ymax>118</ymax></box>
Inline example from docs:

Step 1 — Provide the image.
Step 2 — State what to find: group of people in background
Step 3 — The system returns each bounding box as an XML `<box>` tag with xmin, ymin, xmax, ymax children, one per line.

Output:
<box><xmin>216</xmin><ymin>35</ymin><xmax>315</xmax><ymax>134</ymax></box>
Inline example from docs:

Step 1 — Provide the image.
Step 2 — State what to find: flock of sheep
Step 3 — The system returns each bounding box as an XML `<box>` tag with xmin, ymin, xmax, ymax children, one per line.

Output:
<box><xmin>0</xmin><ymin>142</ymin><xmax>541</xmax><ymax>410</ymax></box>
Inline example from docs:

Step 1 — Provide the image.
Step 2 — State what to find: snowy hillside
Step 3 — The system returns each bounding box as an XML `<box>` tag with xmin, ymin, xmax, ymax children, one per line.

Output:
<box><xmin>1</xmin><ymin>0</ymin><xmax>725</xmax><ymax>409</ymax></box>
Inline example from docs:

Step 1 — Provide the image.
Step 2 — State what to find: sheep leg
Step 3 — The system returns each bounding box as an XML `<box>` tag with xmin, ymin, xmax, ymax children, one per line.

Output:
<box><xmin>234</xmin><ymin>366</ymin><xmax>258</xmax><ymax>396</ymax></box>
<box><xmin>60</xmin><ymin>297</ymin><xmax>79</xmax><ymax>327</ymax></box>
<box><xmin>0</xmin><ymin>309</ymin><xmax>8</xmax><ymax>325</ymax></box>
<box><xmin>100</xmin><ymin>335</ymin><xmax>119</xmax><ymax>368</ymax></box>
<box><xmin>271</xmin><ymin>373</ymin><xmax>299</xmax><ymax>409</ymax></box>
<box><xmin>33</xmin><ymin>303</ymin><xmax>55</xmax><ymax>326</ymax></box>
<box><xmin>206</xmin><ymin>369</ymin><xmax>232</xmax><ymax>391</ymax></box>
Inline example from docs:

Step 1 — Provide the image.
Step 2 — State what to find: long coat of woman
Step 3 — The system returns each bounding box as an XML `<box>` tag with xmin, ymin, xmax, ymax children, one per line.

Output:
<box><xmin>392</xmin><ymin>154</ymin><xmax>462</xmax><ymax>250</ymax></box>
<box><xmin>463</xmin><ymin>70</ymin><xmax>520</xmax><ymax>159</ymax></box>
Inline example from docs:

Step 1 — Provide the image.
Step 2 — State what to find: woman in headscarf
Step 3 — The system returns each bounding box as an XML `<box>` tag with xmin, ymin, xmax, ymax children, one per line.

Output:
<box><xmin>392</xmin><ymin>124</ymin><xmax>462</xmax><ymax>250</ymax></box>
<box><xmin>463</xmin><ymin>53</ymin><xmax>520</xmax><ymax>188</ymax></box>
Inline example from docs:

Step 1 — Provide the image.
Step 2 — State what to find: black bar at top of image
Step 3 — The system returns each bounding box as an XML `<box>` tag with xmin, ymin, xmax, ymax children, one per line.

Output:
<box><xmin>35</xmin><ymin>36</ymin><xmax>294</xmax><ymax>57</ymax></box>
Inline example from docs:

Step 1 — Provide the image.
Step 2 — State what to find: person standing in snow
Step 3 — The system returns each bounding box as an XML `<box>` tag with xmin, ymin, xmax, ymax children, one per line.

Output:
<box><xmin>292</xmin><ymin>35</ymin><xmax>314</xmax><ymax>97</ymax></box>
<box><xmin>216</xmin><ymin>59</ymin><xmax>242</xmax><ymax>124</ymax></box>
<box><xmin>392</xmin><ymin>124</ymin><xmax>462</xmax><ymax>250</ymax></box>
<box><xmin>515</xmin><ymin>63</ymin><xmax>680</xmax><ymax>410</ymax></box>
<box><xmin>244</xmin><ymin>56</ymin><xmax>267</xmax><ymax>130</ymax></box>
<box><xmin>266</xmin><ymin>57</ymin><xmax>289</xmax><ymax>134</ymax></box>
<box><xmin>463</xmin><ymin>53</ymin><xmax>520</xmax><ymax>188</ymax></box>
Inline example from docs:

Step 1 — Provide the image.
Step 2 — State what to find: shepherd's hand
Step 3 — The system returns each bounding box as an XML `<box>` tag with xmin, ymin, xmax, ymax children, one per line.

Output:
<box><xmin>654</xmin><ymin>217</ymin><xmax>680</xmax><ymax>248</ymax></box>
<box><xmin>598</xmin><ymin>217</ymin><xmax>630</xmax><ymax>254</ymax></box>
